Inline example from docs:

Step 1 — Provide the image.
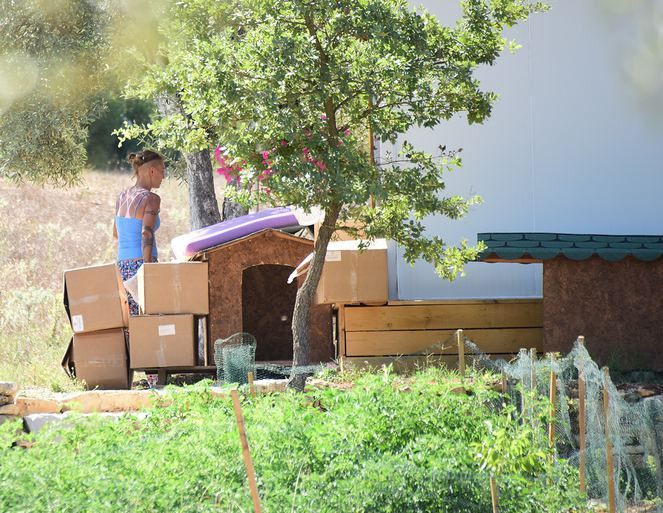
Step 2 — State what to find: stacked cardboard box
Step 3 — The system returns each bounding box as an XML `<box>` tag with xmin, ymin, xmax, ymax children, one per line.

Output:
<box><xmin>315</xmin><ymin>239</ymin><xmax>388</xmax><ymax>305</ymax></box>
<box><xmin>61</xmin><ymin>264</ymin><xmax>132</xmax><ymax>389</ymax></box>
<box><xmin>129</xmin><ymin>262</ymin><xmax>209</xmax><ymax>369</ymax></box>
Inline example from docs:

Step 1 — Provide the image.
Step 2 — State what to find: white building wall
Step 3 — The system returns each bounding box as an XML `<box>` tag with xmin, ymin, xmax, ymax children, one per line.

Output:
<box><xmin>386</xmin><ymin>0</ymin><xmax>663</xmax><ymax>300</ymax></box>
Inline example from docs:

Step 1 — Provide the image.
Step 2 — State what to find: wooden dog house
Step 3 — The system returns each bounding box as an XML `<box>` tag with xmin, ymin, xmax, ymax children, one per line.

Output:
<box><xmin>192</xmin><ymin>229</ymin><xmax>333</xmax><ymax>365</ymax></box>
<box><xmin>479</xmin><ymin>233</ymin><xmax>663</xmax><ymax>371</ymax></box>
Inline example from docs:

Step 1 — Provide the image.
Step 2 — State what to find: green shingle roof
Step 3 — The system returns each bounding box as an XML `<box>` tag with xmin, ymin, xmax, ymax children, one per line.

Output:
<box><xmin>477</xmin><ymin>233</ymin><xmax>663</xmax><ymax>262</ymax></box>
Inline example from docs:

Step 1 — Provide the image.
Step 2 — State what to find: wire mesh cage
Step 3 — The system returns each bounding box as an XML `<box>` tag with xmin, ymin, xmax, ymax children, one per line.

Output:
<box><xmin>214</xmin><ymin>332</ymin><xmax>257</xmax><ymax>385</ymax></box>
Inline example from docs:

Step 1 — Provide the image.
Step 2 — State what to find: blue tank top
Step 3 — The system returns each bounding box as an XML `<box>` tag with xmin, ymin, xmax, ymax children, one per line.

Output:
<box><xmin>115</xmin><ymin>187</ymin><xmax>160</xmax><ymax>261</ymax></box>
<box><xmin>116</xmin><ymin>215</ymin><xmax>160</xmax><ymax>261</ymax></box>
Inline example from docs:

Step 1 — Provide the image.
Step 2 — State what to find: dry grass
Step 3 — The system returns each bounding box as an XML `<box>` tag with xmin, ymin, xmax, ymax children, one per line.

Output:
<box><xmin>0</xmin><ymin>169</ymin><xmax>216</xmax><ymax>390</ymax></box>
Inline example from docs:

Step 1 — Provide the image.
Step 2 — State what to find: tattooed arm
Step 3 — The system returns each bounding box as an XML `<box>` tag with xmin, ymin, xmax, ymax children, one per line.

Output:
<box><xmin>141</xmin><ymin>193</ymin><xmax>161</xmax><ymax>263</ymax></box>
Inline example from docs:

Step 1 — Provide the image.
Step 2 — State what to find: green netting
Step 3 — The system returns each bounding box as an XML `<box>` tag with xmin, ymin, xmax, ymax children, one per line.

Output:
<box><xmin>456</xmin><ymin>337</ymin><xmax>663</xmax><ymax>512</ymax></box>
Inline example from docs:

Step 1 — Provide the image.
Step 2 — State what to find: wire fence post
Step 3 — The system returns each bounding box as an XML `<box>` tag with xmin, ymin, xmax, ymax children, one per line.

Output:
<box><xmin>456</xmin><ymin>329</ymin><xmax>465</xmax><ymax>379</ymax></box>
<box><xmin>602</xmin><ymin>367</ymin><xmax>616</xmax><ymax>513</ymax></box>
<box><xmin>577</xmin><ymin>335</ymin><xmax>587</xmax><ymax>494</ymax></box>
<box><xmin>248</xmin><ymin>371</ymin><xmax>256</xmax><ymax>397</ymax></box>
<box><xmin>231</xmin><ymin>389</ymin><xmax>263</xmax><ymax>513</ymax></box>
<box><xmin>548</xmin><ymin>353</ymin><xmax>557</xmax><ymax>457</ymax></box>
<box><xmin>529</xmin><ymin>348</ymin><xmax>537</xmax><ymax>427</ymax></box>
<box><xmin>490</xmin><ymin>476</ymin><xmax>500</xmax><ymax>513</ymax></box>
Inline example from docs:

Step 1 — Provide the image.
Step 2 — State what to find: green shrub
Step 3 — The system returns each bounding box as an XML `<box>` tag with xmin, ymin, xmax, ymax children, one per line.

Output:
<box><xmin>0</xmin><ymin>369</ymin><xmax>586</xmax><ymax>512</ymax></box>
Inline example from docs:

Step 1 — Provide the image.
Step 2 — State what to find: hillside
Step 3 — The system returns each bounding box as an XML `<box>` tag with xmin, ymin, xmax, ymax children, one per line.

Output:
<box><xmin>0</xmin><ymin>170</ymin><xmax>219</xmax><ymax>389</ymax></box>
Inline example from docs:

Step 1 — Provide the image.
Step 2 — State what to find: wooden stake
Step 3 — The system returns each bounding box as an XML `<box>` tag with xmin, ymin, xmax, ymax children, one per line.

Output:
<box><xmin>456</xmin><ymin>329</ymin><xmax>465</xmax><ymax>378</ymax></box>
<box><xmin>577</xmin><ymin>336</ymin><xmax>587</xmax><ymax>494</ymax></box>
<box><xmin>548</xmin><ymin>354</ymin><xmax>557</xmax><ymax>453</ymax></box>
<box><xmin>247</xmin><ymin>371</ymin><xmax>255</xmax><ymax>397</ymax></box>
<box><xmin>490</xmin><ymin>476</ymin><xmax>500</xmax><ymax>513</ymax></box>
<box><xmin>529</xmin><ymin>348</ymin><xmax>537</xmax><ymax>425</ymax></box>
<box><xmin>231</xmin><ymin>389</ymin><xmax>262</xmax><ymax>513</ymax></box>
<box><xmin>602</xmin><ymin>367</ymin><xmax>616</xmax><ymax>513</ymax></box>
<box><xmin>501</xmin><ymin>370</ymin><xmax>508</xmax><ymax>394</ymax></box>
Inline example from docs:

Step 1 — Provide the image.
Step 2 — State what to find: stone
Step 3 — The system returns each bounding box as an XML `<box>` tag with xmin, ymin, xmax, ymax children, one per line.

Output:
<box><xmin>23</xmin><ymin>413</ymin><xmax>66</xmax><ymax>434</ymax></box>
<box><xmin>254</xmin><ymin>379</ymin><xmax>288</xmax><ymax>393</ymax></box>
<box><xmin>0</xmin><ymin>382</ymin><xmax>18</xmax><ymax>405</ymax></box>
<box><xmin>60</xmin><ymin>390</ymin><xmax>162</xmax><ymax>413</ymax></box>
<box><xmin>23</xmin><ymin>411</ymin><xmax>150</xmax><ymax>434</ymax></box>
<box><xmin>0</xmin><ymin>397</ymin><xmax>62</xmax><ymax>416</ymax></box>
<box><xmin>0</xmin><ymin>382</ymin><xmax>18</xmax><ymax>396</ymax></box>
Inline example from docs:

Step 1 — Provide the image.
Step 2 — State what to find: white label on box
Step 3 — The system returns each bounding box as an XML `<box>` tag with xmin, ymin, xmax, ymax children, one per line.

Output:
<box><xmin>158</xmin><ymin>324</ymin><xmax>176</xmax><ymax>336</ymax></box>
<box><xmin>325</xmin><ymin>250</ymin><xmax>342</xmax><ymax>262</ymax></box>
<box><xmin>72</xmin><ymin>315</ymin><xmax>84</xmax><ymax>332</ymax></box>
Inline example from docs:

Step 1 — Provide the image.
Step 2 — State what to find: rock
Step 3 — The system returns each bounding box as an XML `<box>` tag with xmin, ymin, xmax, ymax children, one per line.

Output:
<box><xmin>210</xmin><ymin>379</ymin><xmax>288</xmax><ymax>398</ymax></box>
<box><xmin>0</xmin><ymin>382</ymin><xmax>18</xmax><ymax>405</ymax></box>
<box><xmin>255</xmin><ymin>379</ymin><xmax>288</xmax><ymax>393</ymax></box>
<box><xmin>23</xmin><ymin>411</ymin><xmax>150</xmax><ymax>434</ymax></box>
<box><xmin>60</xmin><ymin>390</ymin><xmax>162</xmax><ymax>413</ymax></box>
<box><xmin>23</xmin><ymin>413</ymin><xmax>66</xmax><ymax>434</ymax></box>
<box><xmin>0</xmin><ymin>382</ymin><xmax>18</xmax><ymax>395</ymax></box>
<box><xmin>0</xmin><ymin>397</ymin><xmax>62</xmax><ymax>416</ymax></box>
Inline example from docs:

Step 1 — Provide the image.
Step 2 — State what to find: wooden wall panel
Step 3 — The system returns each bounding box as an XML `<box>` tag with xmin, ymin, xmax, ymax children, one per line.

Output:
<box><xmin>344</xmin><ymin>301</ymin><xmax>543</xmax><ymax>332</ymax></box>
<box><xmin>338</xmin><ymin>299</ymin><xmax>543</xmax><ymax>360</ymax></box>
<box><xmin>345</xmin><ymin>328</ymin><xmax>543</xmax><ymax>357</ymax></box>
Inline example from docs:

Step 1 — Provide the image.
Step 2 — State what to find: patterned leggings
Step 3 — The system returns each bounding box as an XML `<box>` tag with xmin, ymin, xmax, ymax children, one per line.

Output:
<box><xmin>117</xmin><ymin>258</ymin><xmax>157</xmax><ymax>315</ymax></box>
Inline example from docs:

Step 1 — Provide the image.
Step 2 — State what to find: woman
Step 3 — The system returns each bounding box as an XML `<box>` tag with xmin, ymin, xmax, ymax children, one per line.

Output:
<box><xmin>114</xmin><ymin>150</ymin><xmax>165</xmax><ymax>315</ymax></box>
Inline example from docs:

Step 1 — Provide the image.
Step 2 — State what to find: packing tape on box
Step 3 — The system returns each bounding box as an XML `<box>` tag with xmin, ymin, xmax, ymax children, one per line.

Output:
<box><xmin>86</xmin><ymin>355</ymin><xmax>125</xmax><ymax>367</ymax></box>
<box><xmin>69</xmin><ymin>294</ymin><xmax>100</xmax><ymax>306</ymax></box>
<box><xmin>173</xmin><ymin>266</ymin><xmax>182</xmax><ymax>313</ymax></box>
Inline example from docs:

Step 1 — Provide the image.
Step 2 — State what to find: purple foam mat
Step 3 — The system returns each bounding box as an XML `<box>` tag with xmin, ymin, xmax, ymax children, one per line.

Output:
<box><xmin>171</xmin><ymin>206</ymin><xmax>303</xmax><ymax>259</ymax></box>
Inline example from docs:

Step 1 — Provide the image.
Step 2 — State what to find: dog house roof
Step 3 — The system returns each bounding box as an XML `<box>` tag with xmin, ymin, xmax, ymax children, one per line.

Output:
<box><xmin>477</xmin><ymin>233</ymin><xmax>663</xmax><ymax>263</ymax></box>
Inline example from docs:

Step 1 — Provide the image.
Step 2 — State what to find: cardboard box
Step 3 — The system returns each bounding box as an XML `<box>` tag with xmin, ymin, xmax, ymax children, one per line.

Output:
<box><xmin>61</xmin><ymin>329</ymin><xmax>131</xmax><ymax>390</ymax></box>
<box><xmin>137</xmin><ymin>262</ymin><xmax>209</xmax><ymax>315</ymax></box>
<box><xmin>315</xmin><ymin>239</ymin><xmax>388</xmax><ymax>304</ymax></box>
<box><xmin>63</xmin><ymin>264</ymin><xmax>129</xmax><ymax>333</ymax></box>
<box><xmin>313</xmin><ymin>219</ymin><xmax>366</xmax><ymax>242</ymax></box>
<box><xmin>129</xmin><ymin>314</ymin><xmax>195</xmax><ymax>368</ymax></box>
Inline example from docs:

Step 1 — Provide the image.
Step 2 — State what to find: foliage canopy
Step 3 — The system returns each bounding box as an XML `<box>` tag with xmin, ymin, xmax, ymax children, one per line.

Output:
<box><xmin>120</xmin><ymin>0</ymin><xmax>545</xmax><ymax>278</ymax></box>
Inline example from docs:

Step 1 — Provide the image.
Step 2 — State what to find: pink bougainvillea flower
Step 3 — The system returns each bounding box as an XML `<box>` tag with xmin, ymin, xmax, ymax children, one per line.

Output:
<box><xmin>261</xmin><ymin>150</ymin><xmax>270</xmax><ymax>160</ymax></box>
<box><xmin>216</xmin><ymin>166</ymin><xmax>233</xmax><ymax>183</ymax></box>
<box><xmin>214</xmin><ymin>146</ymin><xmax>223</xmax><ymax>163</ymax></box>
<box><xmin>344</xmin><ymin>128</ymin><xmax>351</xmax><ymax>136</ymax></box>
<box><xmin>280</xmin><ymin>139</ymin><xmax>288</xmax><ymax>147</ymax></box>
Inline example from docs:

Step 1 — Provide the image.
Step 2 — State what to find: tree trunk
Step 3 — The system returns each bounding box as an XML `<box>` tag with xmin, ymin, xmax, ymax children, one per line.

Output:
<box><xmin>183</xmin><ymin>149</ymin><xmax>222</xmax><ymax>229</ymax></box>
<box><xmin>154</xmin><ymin>93</ymin><xmax>222</xmax><ymax>230</ymax></box>
<box><xmin>289</xmin><ymin>204</ymin><xmax>341</xmax><ymax>391</ymax></box>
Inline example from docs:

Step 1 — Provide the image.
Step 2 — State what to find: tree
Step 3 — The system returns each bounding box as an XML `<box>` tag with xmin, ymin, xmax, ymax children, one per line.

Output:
<box><xmin>116</xmin><ymin>0</ymin><xmax>247</xmax><ymax>228</ymax></box>
<box><xmin>122</xmin><ymin>0</ymin><xmax>545</xmax><ymax>388</ymax></box>
<box><xmin>0</xmin><ymin>0</ymin><xmax>112</xmax><ymax>185</ymax></box>
<box><xmin>0</xmin><ymin>0</ymin><xmax>226</xmax><ymax>229</ymax></box>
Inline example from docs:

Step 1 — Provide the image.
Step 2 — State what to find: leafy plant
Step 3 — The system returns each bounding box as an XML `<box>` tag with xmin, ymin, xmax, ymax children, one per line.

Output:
<box><xmin>0</xmin><ymin>368</ymin><xmax>586</xmax><ymax>512</ymax></box>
